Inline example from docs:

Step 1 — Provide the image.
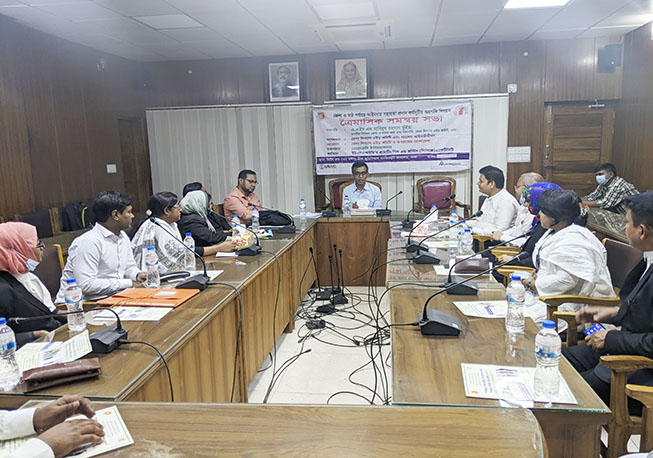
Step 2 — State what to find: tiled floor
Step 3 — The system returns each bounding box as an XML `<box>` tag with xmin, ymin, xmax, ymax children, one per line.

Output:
<box><xmin>248</xmin><ymin>286</ymin><xmax>392</xmax><ymax>405</ymax></box>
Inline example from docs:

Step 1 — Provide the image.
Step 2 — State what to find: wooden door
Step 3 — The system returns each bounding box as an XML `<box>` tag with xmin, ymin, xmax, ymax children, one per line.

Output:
<box><xmin>543</xmin><ymin>104</ymin><xmax>614</xmax><ymax>197</ymax></box>
<box><xmin>118</xmin><ymin>117</ymin><xmax>151</xmax><ymax>213</ymax></box>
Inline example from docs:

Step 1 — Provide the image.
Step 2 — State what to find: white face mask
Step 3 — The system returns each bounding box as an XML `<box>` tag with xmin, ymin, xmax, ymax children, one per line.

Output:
<box><xmin>13</xmin><ymin>250</ymin><xmax>39</xmax><ymax>272</ymax></box>
<box><xmin>519</xmin><ymin>195</ymin><xmax>526</xmax><ymax>205</ymax></box>
<box><xmin>596</xmin><ymin>175</ymin><xmax>608</xmax><ymax>186</ymax></box>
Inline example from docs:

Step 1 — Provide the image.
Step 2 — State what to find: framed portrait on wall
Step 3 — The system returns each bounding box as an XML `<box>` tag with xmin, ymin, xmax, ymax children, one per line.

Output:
<box><xmin>267</xmin><ymin>61</ymin><xmax>300</xmax><ymax>102</ymax></box>
<box><xmin>334</xmin><ymin>57</ymin><xmax>369</xmax><ymax>100</ymax></box>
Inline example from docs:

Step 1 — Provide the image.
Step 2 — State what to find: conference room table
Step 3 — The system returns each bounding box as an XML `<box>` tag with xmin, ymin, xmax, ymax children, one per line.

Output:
<box><xmin>384</xmin><ymin>230</ymin><xmax>611</xmax><ymax>458</ymax></box>
<box><xmin>20</xmin><ymin>401</ymin><xmax>548</xmax><ymax>457</ymax></box>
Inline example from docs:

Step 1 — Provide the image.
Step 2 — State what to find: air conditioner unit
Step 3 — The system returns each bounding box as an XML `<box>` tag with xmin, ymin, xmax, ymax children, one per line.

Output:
<box><xmin>312</xmin><ymin>21</ymin><xmax>392</xmax><ymax>44</ymax></box>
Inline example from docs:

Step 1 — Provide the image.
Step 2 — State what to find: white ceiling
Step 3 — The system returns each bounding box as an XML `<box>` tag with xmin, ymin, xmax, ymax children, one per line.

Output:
<box><xmin>0</xmin><ymin>0</ymin><xmax>651</xmax><ymax>62</ymax></box>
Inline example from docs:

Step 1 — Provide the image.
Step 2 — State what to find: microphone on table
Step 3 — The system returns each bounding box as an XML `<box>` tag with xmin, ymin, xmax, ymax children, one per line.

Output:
<box><xmin>444</xmin><ymin>230</ymin><xmax>534</xmax><ymax>295</ymax></box>
<box><xmin>211</xmin><ymin>211</ymin><xmax>261</xmax><ymax>256</ymax></box>
<box><xmin>309</xmin><ymin>247</ymin><xmax>331</xmax><ymax>301</ymax></box>
<box><xmin>317</xmin><ymin>254</ymin><xmax>339</xmax><ymax>314</ymax></box>
<box><xmin>247</xmin><ymin>203</ymin><xmax>296</xmax><ymax>233</ymax></box>
<box><xmin>406</xmin><ymin>194</ymin><xmax>456</xmax><ymax>252</ymax></box>
<box><xmin>402</xmin><ymin>193</ymin><xmax>456</xmax><ymax>230</ymax></box>
<box><xmin>10</xmin><ymin>306</ymin><xmax>127</xmax><ymax>353</ymax></box>
<box><xmin>408</xmin><ymin>210</ymin><xmax>483</xmax><ymax>265</ymax></box>
<box><xmin>150</xmin><ymin>218</ymin><xmax>210</xmax><ymax>290</ymax></box>
<box><xmin>376</xmin><ymin>190</ymin><xmax>402</xmax><ymax>217</ymax></box>
<box><xmin>316</xmin><ymin>188</ymin><xmax>336</xmax><ymax>218</ymax></box>
<box><xmin>330</xmin><ymin>245</ymin><xmax>347</xmax><ymax>305</ymax></box>
<box><xmin>417</xmin><ymin>252</ymin><xmax>530</xmax><ymax>336</ymax></box>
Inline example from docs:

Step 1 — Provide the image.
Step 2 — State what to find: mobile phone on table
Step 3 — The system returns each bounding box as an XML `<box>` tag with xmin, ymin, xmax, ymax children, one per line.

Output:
<box><xmin>584</xmin><ymin>323</ymin><xmax>605</xmax><ymax>336</ymax></box>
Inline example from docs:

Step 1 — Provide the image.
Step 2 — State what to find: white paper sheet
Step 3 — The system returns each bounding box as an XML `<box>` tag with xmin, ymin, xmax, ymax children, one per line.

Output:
<box><xmin>433</xmin><ymin>264</ymin><xmax>492</xmax><ymax>276</ymax></box>
<box><xmin>93</xmin><ymin>306</ymin><xmax>173</xmax><ymax>322</ymax></box>
<box><xmin>15</xmin><ymin>330</ymin><xmax>92</xmax><ymax>374</ymax></box>
<box><xmin>453</xmin><ymin>300</ymin><xmax>508</xmax><ymax>318</ymax></box>
<box><xmin>461</xmin><ymin>363</ymin><xmax>577</xmax><ymax>405</ymax></box>
<box><xmin>0</xmin><ymin>406</ymin><xmax>133</xmax><ymax>458</ymax></box>
<box><xmin>215</xmin><ymin>252</ymin><xmax>238</xmax><ymax>258</ymax></box>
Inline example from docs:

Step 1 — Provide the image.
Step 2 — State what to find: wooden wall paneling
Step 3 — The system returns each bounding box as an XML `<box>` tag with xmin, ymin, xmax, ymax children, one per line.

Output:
<box><xmin>453</xmin><ymin>43</ymin><xmax>501</xmax><ymax>95</ymax></box>
<box><xmin>407</xmin><ymin>46</ymin><xmax>455</xmax><ymax>97</ymax></box>
<box><xmin>372</xmin><ymin>49</ymin><xmax>410</xmax><ymax>99</ymax></box>
<box><xmin>237</xmin><ymin>57</ymin><xmax>265</xmax><ymax>104</ymax></box>
<box><xmin>304</xmin><ymin>53</ymin><xmax>330</xmax><ymax>104</ymax></box>
<box><xmin>592</xmin><ymin>35</ymin><xmax>623</xmax><ymax>100</ymax></box>
<box><xmin>613</xmin><ymin>23</ymin><xmax>653</xmax><ymax>192</ymax></box>
<box><xmin>500</xmin><ymin>41</ymin><xmax>546</xmax><ymax>189</ymax></box>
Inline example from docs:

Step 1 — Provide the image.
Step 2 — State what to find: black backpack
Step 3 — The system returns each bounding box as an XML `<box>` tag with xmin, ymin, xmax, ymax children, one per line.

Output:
<box><xmin>61</xmin><ymin>201</ymin><xmax>93</xmax><ymax>231</ymax></box>
<box><xmin>259</xmin><ymin>210</ymin><xmax>293</xmax><ymax>226</ymax></box>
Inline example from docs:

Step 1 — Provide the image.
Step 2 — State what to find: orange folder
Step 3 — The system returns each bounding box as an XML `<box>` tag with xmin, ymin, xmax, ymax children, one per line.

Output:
<box><xmin>97</xmin><ymin>288</ymin><xmax>200</xmax><ymax>308</ymax></box>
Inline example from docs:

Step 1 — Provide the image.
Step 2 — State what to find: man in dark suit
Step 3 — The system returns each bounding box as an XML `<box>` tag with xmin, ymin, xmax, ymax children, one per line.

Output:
<box><xmin>563</xmin><ymin>191</ymin><xmax>653</xmax><ymax>414</ymax></box>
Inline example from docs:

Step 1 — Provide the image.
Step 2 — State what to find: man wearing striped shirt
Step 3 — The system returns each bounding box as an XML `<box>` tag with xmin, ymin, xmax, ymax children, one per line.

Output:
<box><xmin>582</xmin><ymin>163</ymin><xmax>639</xmax><ymax>214</ymax></box>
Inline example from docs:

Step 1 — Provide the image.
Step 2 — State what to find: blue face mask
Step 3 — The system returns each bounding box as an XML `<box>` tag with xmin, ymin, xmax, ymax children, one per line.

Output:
<box><xmin>596</xmin><ymin>175</ymin><xmax>608</xmax><ymax>186</ymax></box>
<box><xmin>14</xmin><ymin>251</ymin><xmax>40</xmax><ymax>272</ymax></box>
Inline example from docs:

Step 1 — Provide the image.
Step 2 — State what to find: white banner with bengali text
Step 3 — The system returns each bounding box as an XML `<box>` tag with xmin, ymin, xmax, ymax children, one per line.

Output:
<box><xmin>313</xmin><ymin>100</ymin><xmax>472</xmax><ymax>175</ymax></box>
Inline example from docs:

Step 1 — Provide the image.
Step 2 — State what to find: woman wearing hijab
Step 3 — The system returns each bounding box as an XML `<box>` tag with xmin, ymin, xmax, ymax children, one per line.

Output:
<box><xmin>523</xmin><ymin>188</ymin><xmax>615</xmax><ymax>328</ymax></box>
<box><xmin>177</xmin><ymin>190</ymin><xmax>235</xmax><ymax>255</ymax></box>
<box><xmin>0</xmin><ymin>222</ymin><xmax>65</xmax><ymax>346</ymax></box>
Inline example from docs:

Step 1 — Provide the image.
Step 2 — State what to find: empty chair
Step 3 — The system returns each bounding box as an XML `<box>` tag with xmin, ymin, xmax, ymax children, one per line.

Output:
<box><xmin>17</xmin><ymin>210</ymin><xmax>53</xmax><ymax>238</ymax></box>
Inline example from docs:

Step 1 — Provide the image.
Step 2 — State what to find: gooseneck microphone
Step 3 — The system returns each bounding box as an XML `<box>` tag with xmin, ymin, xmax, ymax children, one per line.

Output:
<box><xmin>444</xmin><ymin>230</ymin><xmax>534</xmax><ymax>295</ymax></box>
<box><xmin>329</xmin><ymin>245</ymin><xmax>347</xmax><ymax>305</ymax></box>
<box><xmin>406</xmin><ymin>194</ymin><xmax>457</xmax><ymax>251</ymax></box>
<box><xmin>316</xmin><ymin>188</ymin><xmax>336</xmax><ymax>218</ymax></box>
<box><xmin>309</xmin><ymin>247</ymin><xmax>331</xmax><ymax>300</ymax></box>
<box><xmin>409</xmin><ymin>211</ymin><xmax>483</xmax><ymax>265</ymax></box>
<box><xmin>376</xmin><ymin>190</ymin><xmax>402</xmax><ymax>217</ymax></box>
<box><xmin>210</xmin><ymin>210</ymin><xmax>262</xmax><ymax>256</ymax></box>
<box><xmin>10</xmin><ymin>306</ymin><xmax>127</xmax><ymax>353</ymax></box>
<box><xmin>417</xmin><ymin>252</ymin><xmax>530</xmax><ymax>336</ymax></box>
<box><xmin>149</xmin><ymin>218</ymin><xmax>210</xmax><ymax>290</ymax></box>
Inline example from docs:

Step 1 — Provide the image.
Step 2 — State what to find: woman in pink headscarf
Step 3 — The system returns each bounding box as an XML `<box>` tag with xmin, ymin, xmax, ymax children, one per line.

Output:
<box><xmin>0</xmin><ymin>222</ymin><xmax>65</xmax><ymax>346</ymax></box>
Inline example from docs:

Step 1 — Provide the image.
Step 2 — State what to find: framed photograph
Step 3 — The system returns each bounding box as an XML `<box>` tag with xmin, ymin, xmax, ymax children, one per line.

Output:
<box><xmin>334</xmin><ymin>57</ymin><xmax>369</xmax><ymax>100</ymax></box>
<box><xmin>268</xmin><ymin>61</ymin><xmax>300</xmax><ymax>102</ymax></box>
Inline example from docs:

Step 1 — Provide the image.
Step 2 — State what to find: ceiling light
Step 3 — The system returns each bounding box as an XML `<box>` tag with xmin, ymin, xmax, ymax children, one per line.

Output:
<box><xmin>504</xmin><ymin>0</ymin><xmax>571</xmax><ymax>9</ymax></box>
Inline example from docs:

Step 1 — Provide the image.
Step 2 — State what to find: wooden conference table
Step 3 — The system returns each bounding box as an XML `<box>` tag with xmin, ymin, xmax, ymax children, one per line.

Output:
<box><xmin>22</xmin><ymin>401</ymin><xmax>547</xmax><ymax>457</ymax></box>
<box><xmin>385</xmin><ymin>234</ymin><xmax>610</xmax><ymax>458</ymax></box>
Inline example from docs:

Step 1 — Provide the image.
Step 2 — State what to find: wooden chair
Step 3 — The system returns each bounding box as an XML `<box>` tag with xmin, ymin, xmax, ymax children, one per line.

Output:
<box><xmin>472</xmin><ymin>234</ymin><xmax>492</xmax><ymax>251</ymax></box>
<box><xmin>539</xmin><ymin>295</ymin><xmax>621</xmax><ymax>346</ymax></box>
<box><xmin>603</xmin><ymin>238</ymin><xmax>643</xmax><ymax>294</ymax></box>
<box><xmin>211</xmin><ymin>203</ymin><xmax>225</xmax><ymax>216</ymax></box>
<box><xmin>16</xmin><ymin>209</ymin><xmax>54</xmax><ymax>238</ymax></box>
<box><xmin>33</xmin><ymin>243</ymin><xmax>64</xmax><ymax>299</ymax></box>
<box><xmin>600</xmin><ymin>355</ymin><xmax>653</xmax><ymax>458</ymax></box>
<box><xmin>416</xmin><ymin>176</ymin><xmax>470</xmax><ymax>218</ymax></box>
<box><xmin>327</xmin><ymin>178</ymin><xmax>353</xmax><ymax>210</ymax></box>
<box><xmin>495</xmin><ymin>266</ymin><xmax>535</xmax><ymax>286</ymax></box>
<box><xmin>490</xmin><ymin>246</ymin><xmax>521</xmax><ymax>258</ymax></box>
<box><xmin>337</xmin><ymin>180</ymin><xmax>383</xmax><ymax>207</ymax></box>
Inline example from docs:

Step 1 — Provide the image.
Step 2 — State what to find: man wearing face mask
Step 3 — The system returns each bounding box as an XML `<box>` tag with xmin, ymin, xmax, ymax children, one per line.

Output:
<box><xmin>582</xmin><ymin>163</ymin><xmax>639</xmax><ymax>214</ymax></box>
<box><xmin>0</xmin><ymin>222</ymin><xmax>66</xmax><ymax>346</ymax></box>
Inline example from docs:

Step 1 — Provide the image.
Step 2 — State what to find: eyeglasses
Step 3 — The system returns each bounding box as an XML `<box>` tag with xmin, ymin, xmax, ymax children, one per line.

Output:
<box><xmin>36</xmin><ymin>241</ymin><xmax>45</xmax><ymax>249</ymax></box>
<box><xmin>353</xmin><ymin>171</ymin><xmax>368</xmax><ymax>177</ymax></box>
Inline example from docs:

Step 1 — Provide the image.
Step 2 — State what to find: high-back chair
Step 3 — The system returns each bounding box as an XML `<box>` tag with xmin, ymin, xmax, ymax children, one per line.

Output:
<box><xmin>416</xmin><ymin>176</ymin><xmax>470</xmax><ymax>217</ymax></box>
<box><xmin>603</xmin><ymin>238</ymin><xmax>643</xmax><ymax>293</ymax></box>
<box><xmin>16</xmin><ymin>210</ymin><xmax>54</xmax><ymax>238</ymax></box>
<box><xmin>33</xmin><ymin>243</ymin><xmax>64</xmax><ymax>299</ymax></box>
<box><xmin>338</xmin><ymin>180</ymin><xmax>383</xmax><ymax>207</ymax></box>
<box><xmin>328</xmin><ymin>178</ymin><xmax>353</xmax><ymax>210</ymax></box>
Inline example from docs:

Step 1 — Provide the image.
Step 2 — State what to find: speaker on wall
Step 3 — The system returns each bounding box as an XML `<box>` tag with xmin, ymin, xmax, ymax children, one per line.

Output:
<box><xmin>597</xmin><ymin>44</ymin><xmax>623</xmax><ymax>73</ymax></box>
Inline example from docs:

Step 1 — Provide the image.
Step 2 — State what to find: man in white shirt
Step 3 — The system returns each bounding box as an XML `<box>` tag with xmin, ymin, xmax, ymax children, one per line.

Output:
<box><xmin>468</xmin><ymin>165</ymin><xmax>519</xmax><ymax>236</ymax></box>
<box><xmin>341</xmin><ymin>162</ymin><xmax>383</xmax><ymax>209</ymax></box>
<box><xmin>56</xmin><ymin>191</ymin><xmax>146</xmax><ymax>303</ymax></box>
<box><xmin>490</xmin><ymin>172</ymin><xmax>544</xmax><ymax>246</ymax></box>
<box><xmin>2</xmin><ymin>395</ymin><xmax>104</xmax><ymax>458</ymax></box>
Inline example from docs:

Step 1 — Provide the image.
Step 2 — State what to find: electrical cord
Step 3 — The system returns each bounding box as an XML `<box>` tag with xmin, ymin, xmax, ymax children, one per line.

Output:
<box><xmin>261</xmin><ymin>250</ymin><xmax>283</xmax><ymax>404</ymax></box>
<box><xmin>119</xmin><ymin>339</ymin><xmax>173</xmax><ymax>402</ymax></box>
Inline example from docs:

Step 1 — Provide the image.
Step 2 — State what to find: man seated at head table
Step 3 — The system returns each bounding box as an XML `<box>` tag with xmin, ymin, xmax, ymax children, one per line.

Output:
<box><xmin>581</xmin><ymin>162</ymin><xmax>639</xmax><ymax>214</ymax></box>
<box><xmin>223</xmin><ymin>169</ymin><xmax>262</xmax><ymax>225</ymax></box>
<box><xmin>563</xmin><ymin>192</ymin><xmax>653</xmax><ymax>415</ymax></box>
<box><xmin>1</xmin><ymin>395</ymin><xmax>104</xmax><ymax>458</ymax></box>
<box><xmin>466</xmin><ymin>165</ymin><xmax>519</xmax><ymax>235</ymax></box>
<box><xmin>490</xmin><ymin>172</ymin><xmax>544</xmax><ymax>247</ymax></box>
<box><xmin>341</xmin><ymin>161</ymin><xmax>382</xmax><ymax>209</ymax></box>
<box><xmin>55</xmin><ymin>191</ymin><xmax>146</xmax><ymax>303</ymax></box>
<box><xmin>521</xmin><ymin>188</ymin><xmax>615</xmax><ymax>328</ymax></box>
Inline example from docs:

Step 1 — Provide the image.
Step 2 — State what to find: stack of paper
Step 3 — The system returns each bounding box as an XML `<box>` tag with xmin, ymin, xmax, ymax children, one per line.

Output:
<box><xmin>15</xmin><ymin>330</ymin><xmax>92</xmax><ymax>374</ymax></box>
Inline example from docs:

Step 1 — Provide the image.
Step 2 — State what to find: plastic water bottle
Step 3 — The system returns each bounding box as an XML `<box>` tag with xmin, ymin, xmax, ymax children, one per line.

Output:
<box><xmin>505</xmin><ymin>274</ymin><xmax>525</xmax><ymax>334</ymax></box>
<box><xmin>428</xmin><ymin>205</ymin><xmax>438</xmax><ymax>232</ymax></box>
<box><xmin>534</xmin><ymin>320</ymin><xmax>562</xmax><ymax>401</ymax></box>
<box><xmin>299</xmin><ymin>199</ymin><xmax>307</xmax><ymax>224</ymax></box>
<box><xmin>251</xmin><ymin>207</ymin><xmax>260</xmax><ymax>231</ymax></box>
<box><xmin>343</xmin><ymin>195</ymin><xmax>352</xmax><ymax>218</ymax></box>
<box><xmin>447</xmin><ymin>245</ymin><xmax>457</xmax><ymax>269</ymax></box>
<box><xmin>447</xmin><ymin>210</ymin><xmax>459</xmax><ymax>239</ymax></box>
<box><xmin>460</xmin><ymin>228</ymin><xmax>474</xmax><ymax>255</ymax></box>
<box><xmin>0</xmin><ymin>318</ymin><xmax>20</xmax><ymax>391</ymax></box>
<box><xmin>63</xmin><ymin>278</ymin><xmax>86</xmax><ymax>333</ymax></box>
<box><xmin>183</xmin><ymin>233</ymin><xmax>195</xmax><ymax>269</ymax></box>
<box><xmin>456</xmin><ymin>229</ymin><xmax>464</xmax><ymax>254</ymax></box>
<box><xmin>145</xmin><ymin>247</ymin><xmax>160</xmax><ymax>288</ymax></box>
